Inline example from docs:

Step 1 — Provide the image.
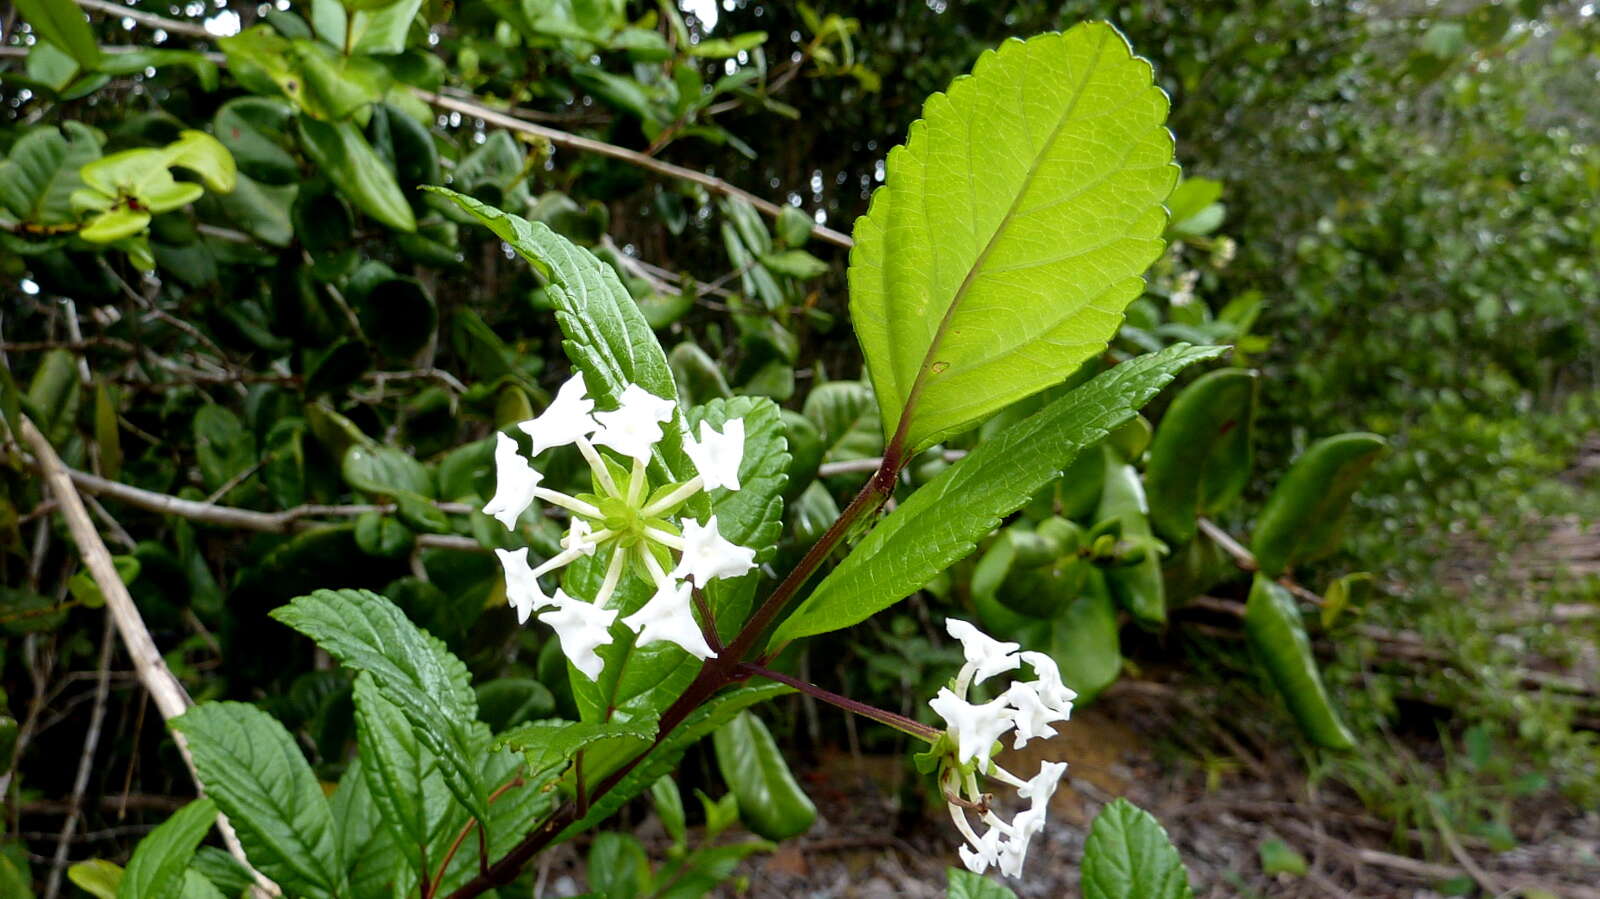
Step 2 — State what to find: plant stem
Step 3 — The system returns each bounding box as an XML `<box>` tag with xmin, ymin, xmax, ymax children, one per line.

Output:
<box><xmin>446</xmin><ymin>444</ymin><xmax>912</xmax><ymax>898</ymax></box>
<box><xmin>727</xmin><ymin>448</ymin><xmax>903</xmax><ymax>664</ymax></box>
<box><xmin>736</xmin><ymin>662</ymin><xmax>939</xmax><ymax>742</ymax></box>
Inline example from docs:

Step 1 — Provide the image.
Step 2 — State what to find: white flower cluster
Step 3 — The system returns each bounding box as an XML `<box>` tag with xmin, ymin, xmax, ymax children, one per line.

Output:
<box><xmin>929</xmin><ymin>619</ymin><xmax>1076</xmax><ymax>878</ymax></box>
<box><xmin>483</xmin><ymin>374</ymin><xmax>758</xmax><ymax>680</ymax></box>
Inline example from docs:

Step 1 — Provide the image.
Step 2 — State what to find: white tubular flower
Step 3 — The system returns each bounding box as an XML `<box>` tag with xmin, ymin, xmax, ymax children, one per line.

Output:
<box><xmin>562</xmin><ymin>518</ymin><xmax>598</xmax><ymax>556</ymax></box>
<box><xmin>997</xmin><ymin>806</ymin><xmax>1046</xmax><ymax>878</ymax></box>
<box><xmin>536</xmin><ymin>591</ymin><xmax>618</xmax><ymax>681</ymax></box>
<box><xmin>1018</xmin><ymin>760</ymin><xmax>1067</xmax><ymax>809</ymax></box>
<box><xmin>518</xmin><ymin>373</ymin><xmax>599</xmax><ymax>455</ymax></box>
<box><xmin>483</xmin><ymin>432</ymin><xmax>543</xmax><ymax>530</ymax></box>
<box><xmin>929</xmin><ymin>631</ymin><xmax>1073</xmax><ymax>880</ymax></box>
<box><xmin>929</xmin><ymin>687</ymin><xmax>1015</xmax><ymax>767</ymax></box>
<box><xmin>672</xmin><ymin>516</ymin><xmax>757</xmax><ymax>587</ymax></box>
<box><xmin>489</xmin><ymin>373</ymin><xmax>759</xmax><ymax>682</ymax></box>
<box><xmin>1004</xmin><ymin>681</ymin><xmax>1071</xmax><ymax>749</ymax></box>
<box><xmin>947</xmin><ymin>618</ymin><xmax>1021</xmax><ymax>686</ymax></box>
<box><xmin>957</xmin><ymin>823</ymin><xmax>1003</xmax><ymax>875</ymax></box>
<box><xmin>621</xmin><ymin>579</ymin><xmax>716</xmax><ymax>660</ymax></box>
<box><xmin>495</xmin><ymin>547</ymin><xmax>551</xmax><ymax>624</ymax></box>
<box><xmin>1018</xmin><ymin>650</ymin><xmax>1077</xmax><ymax>718</ymax></box>
<box><xmin>592</xmin><ymin>384</ymin><xmax>676</xmax><ymax>461</ymax></box>
<box><xmin>684</xmin><ymin>418</ymin><xmax>745</xmax><ymax>491</ymax></box>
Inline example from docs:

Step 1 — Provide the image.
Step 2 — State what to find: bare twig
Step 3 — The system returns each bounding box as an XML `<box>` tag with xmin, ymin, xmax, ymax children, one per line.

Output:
<box><xmin>19</xmin><ymin>416</ymin><xmax>279</xmax><ymax>897</ymax></box>
<box><xmin>19</xmin><ymin>456</ymin><xmax>482</xmax><ymax>550</ymax></box>
<box><xmin>42</xmin><ymin>619</ymin><xmax>115</xmax><ymax>899</ymax></box>
<box><xmin>1197</xmin><ymin>517</ymin><xmax>1258</xmax><ymax>571</ymax></box>
<box><xmin>423</xmin><ymin>92</ymin><xmax>854</xmax><ymax>249</ymax></box>
<box><xmin>76</xmin><ymin>0</ymin><xmax>211</xmax><ymax>38</ymax></box>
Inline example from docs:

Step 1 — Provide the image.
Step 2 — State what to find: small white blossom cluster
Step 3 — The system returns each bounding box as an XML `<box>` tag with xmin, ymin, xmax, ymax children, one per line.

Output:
<box><xmin>929</xmin><ymin>619</ymin><xmax>1076</xmax><ymax>878</ymax></box>
<box><xmin>483</xmin><ymin>374</ymin><xmax>757</xmax><ymax>680</ymax></box>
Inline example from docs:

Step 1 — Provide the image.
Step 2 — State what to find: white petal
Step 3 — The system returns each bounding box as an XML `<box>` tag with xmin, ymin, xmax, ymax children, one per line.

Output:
<box><xmin>1018</xmin><ymin>760</ymin><xmax>1067</xmax><ymax>810</ymax></box>
<box><xmin>1018</xmin><ymin>650</ymin><xmax>1077</xmax><ymax>717</ymax></box>
<box><xmin>482</xmin><ymin>432</ymin><xmax>542</xmax><ymax>530</ymax></box>
<box><xmin>929</xmin><ymin>687</ymin><xmax>1014</xmax><ymax>767</ymax></box>
<box><xmin>684</xmin><ymin>417</ymin><xmax>745</xmax><ymax>491</ymax></box>
<box><xmin>536</xmin><ymin>591</ymin><xmax>617</xmax><ymax>680</ymax></box>
<box><xmin>495</xmin><ymin>547</ymin><xmax>552</xmax><ymax>624</ymax></box>
<box><xmin>1004</xmin><ymin>682</ymin><xmax>1070</xmax><ymax>750</ymax></box>
<box><xmin>621</xmin><ymin>580</ymin><xmax>716</xmax><ymax>660</ymax></box>
<box><xmin>591</xmin><ymin>384</ymin><xmax>675</xmax><ymax>462</ymax></box>
<box><xmin>957</xmin><ymin>824</ymin><xmax>1002</xmax><ymax>874</ymax></box>
<box><xmin>563</xmin><ymin>518</ymin><xmax>599</xmax><ymax>556</ymax></box>
<box><xmin>670</xmin><ymin>515</ymin><xmax>757</xmax><ymax>587</ymax></box>
<box><xmin>947</xmin><ymin>618</ymin><xmax>1022</xmax><ymax>685</ymax></box>
<box><xmin>997</xmin><ymin>806</ymin><xmax>1046</xmax><ymax>878</ymax></box>
<box><xmin>517</xmin><ymin>374</ymin><xmax>598</xmax><ymax>456</ymax></box>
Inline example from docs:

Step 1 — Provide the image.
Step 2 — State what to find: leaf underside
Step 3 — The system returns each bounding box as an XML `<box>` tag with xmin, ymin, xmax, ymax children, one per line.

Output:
<box><xmin>850</xmin><ymin>23</ymin><xmax>1176</xmax><ymax>451</ymax></box>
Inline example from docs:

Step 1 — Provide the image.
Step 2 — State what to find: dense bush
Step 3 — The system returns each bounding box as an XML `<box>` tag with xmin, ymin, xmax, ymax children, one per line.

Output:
<box><xmin>2</xmin><ymin>1</ymin><xmax>1597</xmax><ymax>896</ymax></box>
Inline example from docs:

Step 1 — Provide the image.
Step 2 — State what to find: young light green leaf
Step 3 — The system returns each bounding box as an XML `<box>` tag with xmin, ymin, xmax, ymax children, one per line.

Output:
<box><xmin>850</xmin><ymin>23</ymin><xmax>1176</xmax><ymax>451</ymax></box>
<box><xmin>117</xmin><ymin>797</ymin><xmax>216</xmax><ymax>899</ymax></box>
<box><xmin>771</xmin><ymin>344</ymin><xmax>1224</xmax><ymax>646</ymax></box>
<box><xmin>946</xmin><ymin>868</ymin><xmax>1018</xmax><ymax>899</ymax></box>
<box><xmin>171</xmin><ymin>703</ymin><xmax>345</xmax><ymax>898</ymax></box>
<box><xmin>68</xmin><ymin>859</ymin><xmax>122</xmax><ymax>899</ymax></box>
<box><xmin>1081</xmin><ymin>798</ymin><xmax>1193</xmax><ymax>899</ymax></box>
<box><xmin>271</xmin><ymin>589</ymin><xmax>490</xmax><ymax>825</ymax></box>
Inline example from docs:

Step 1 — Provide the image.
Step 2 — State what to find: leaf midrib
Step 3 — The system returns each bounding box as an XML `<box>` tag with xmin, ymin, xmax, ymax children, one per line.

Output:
<box><xmin>895</xmin><ymin>29</ymin><xmax>1112</xmax><ymax>443</ymax></box>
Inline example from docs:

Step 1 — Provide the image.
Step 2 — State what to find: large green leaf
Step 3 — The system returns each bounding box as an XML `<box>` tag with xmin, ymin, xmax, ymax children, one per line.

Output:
<box><xmin>297</xmin><ymin>116</ymin><xmax>416</xmax><ymax>232</ymax></box>
<box><xmin>428</xmin><ymin>189</ymin><xmax>676</xmax><ymax>418</ymax></box>
<box><xmin>849</xmin><ymin>23</ymin><xmax>1175</xmax><ymax>451</ymax></box>
<box><xmin>771</xmin><ymin>344</ymin><xmax>1223</xmax><ymax>647</ymax></box>
<box><xmin>271</xmin><ymin>589</ymin><xmax>489</xmax><ymax>825</ymax></box>
<box><xmin>117</xmin><ymin>798</ymin><xmax>216</xmax><ymax>899</ymax></box>
<box><xmin>0</xmin><ymin>122</ymin><xmax>99</xmax><ymax>227</ymax></box>
<box><xmin>13</xmin><ymin>0</ymin><xmax>101</xmax><ymax>69</ymax></box>
<box><xmin>171</xmin><ymin>703</ymin><xmax>345</xmax><ymax>898</ymax></box>
<box><xmin>712</xmin><ymin>710</ymin><xmax>815</xmax><ymax>841</ymax></box>
<box><xmin>1081</xmin><ymin>798</ymin><xmax>1193</xmax><ymax>899</ymax></box>
<box><xmin>351</xmin><ymin>673</ymin><xmax>464</xmax><ymax>883</ymax></box>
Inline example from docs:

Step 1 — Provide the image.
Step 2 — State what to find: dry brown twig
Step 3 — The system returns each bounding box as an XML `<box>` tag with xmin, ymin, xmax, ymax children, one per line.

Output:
<box><xmin>19</xmin><ymin>416</ymin><xmax>281</xmax><ymax>898</ymax></box>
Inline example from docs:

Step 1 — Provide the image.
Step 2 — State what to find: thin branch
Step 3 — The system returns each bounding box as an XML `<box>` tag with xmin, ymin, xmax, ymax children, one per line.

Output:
<box><xmin>18</xmin><ymin>416</ymin><xmax>279</xmax><ymax>897</ymax></box>
<box><xmin>76</xmin><ymin>0</ymin><xmax>212</xmax><ymax>39</ymax></box>
<box><xmin>19</xmin><ymin>456</ymin><xmax>482</xmax><ymax>550</ymax></box>
<box><xmin>1197</xmin><ymin>516</ymin><xmax>1257</xmax><ymax>570</ymax></box>
<box><xmin>422</xmin><ymin>92</ymin><xmax>854</xmax><ymax>249</ymax></box>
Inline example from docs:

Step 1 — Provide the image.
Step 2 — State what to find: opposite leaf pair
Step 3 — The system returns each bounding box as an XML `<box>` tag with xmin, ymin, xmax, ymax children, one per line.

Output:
<box><xmin>485</xmin><ymin>374</ymin><xmax>758</xmax><ymax>678</ymax></box>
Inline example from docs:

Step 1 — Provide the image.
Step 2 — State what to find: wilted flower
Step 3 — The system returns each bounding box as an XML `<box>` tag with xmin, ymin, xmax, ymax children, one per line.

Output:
<box><xmin>485</xmin><ymin>374</ymin><xmax>758</xmax><ymax>679</ymax></box>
